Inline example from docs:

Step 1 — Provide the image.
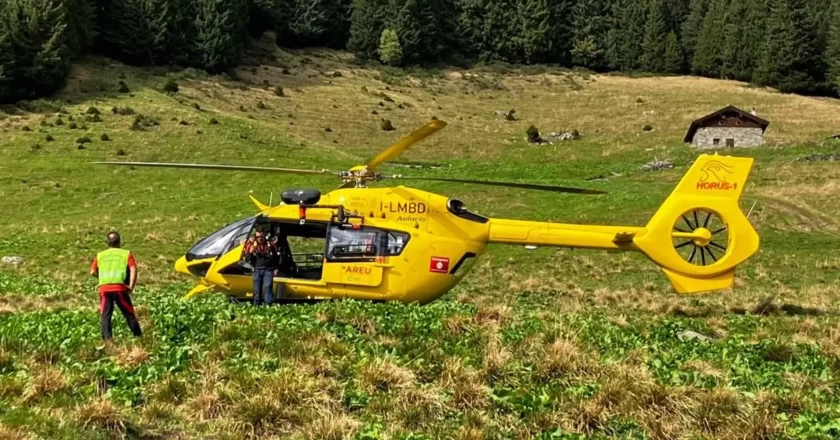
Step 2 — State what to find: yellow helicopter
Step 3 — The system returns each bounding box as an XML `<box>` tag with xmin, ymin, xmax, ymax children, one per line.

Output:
<box><xmin>96</xmin><ymin>120</ymin><xmax>759</xmax><ymax>304</ymax></box>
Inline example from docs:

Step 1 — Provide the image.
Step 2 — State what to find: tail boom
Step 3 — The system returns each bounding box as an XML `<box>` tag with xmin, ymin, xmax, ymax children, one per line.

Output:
<box><xmin>485</xmin><ymin>154</ymin><xmax>759</xmax><ymax>295</ymax></box>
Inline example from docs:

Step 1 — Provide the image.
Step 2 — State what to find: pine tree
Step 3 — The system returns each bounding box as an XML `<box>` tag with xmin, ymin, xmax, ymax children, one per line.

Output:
<box><xmin>378</xmin><ymin>28</ymin><xmax>402</xmax><ymax>65</ymax></box>
<box><xmin>281</xmin><ymin>0</ymin><xmax>351</xmax><ymax>48</ymax></box>
<box><xmin>64</xmin><ymin>0</ymin><xmax>95</xmax><ymax>54</ymax></box>
<box><xmin>193</xmin><ymin>0</ymin><xmax>247</xmax><ymax>72</ymax></box>
<box><xmin>0</xmin><ymin>0</ymin><xmax>73</xmax><ymax>102</ymax></box>
<box><xmin>570</xmin><ymin>0</ymin><xmax>609</xmax><ymax>69</ymax></box>
<box><xmin>680</xmin><ymin>0</ymin><xmax>707</xmax><ymax>67</ymax></box>
<box><xmin>389</xmin><ymin>0</ymin><xmax>448</xmax><ymax>62</ymax></box>
<box><xmin>756</xmin><ymin>0</ymin><xmax>827</xmax><ymax>94</ymax></box>
<box><xmin>720</xmin><ymin>0</ymin><xmax>747</xmax><ymax>79</ymax></box>
<box><xmin>146</xmin><ymin>0</ymin><xmax>191</xmax><ymax>65</ymax></box>
<box><xmin>97</xmin><ymin>0</ymin><xmax>155</xmax><ymax>65</ymax></box>
<box><xmin>829</xmin><ymin>0</ymin><xmax>840</xmax><ymax>94</ymax></box>
<box><xmin>456</xmin><ymin>0</ymin><xmax>520</xmax><ymax>63</ymax></box>
<box><xmin>615</xmin><ymin>0</ymin><xmax>647</xmax><ymax>71</ymax></box>
<box><xmin>692</xmin><ymin>0</ymin><xmax>727</xmax><ymax>77</ymax></box>
<box><xmin>348</xmin><ymin>0</ymin><xmax>386</xmax><ymax>59</ymax></box>
<box><xmin>662</xmin><ymin>31</ymin><xmax>683</xmax><ymax>73</ymax></box>
<box><xmin>516</xmin><ymin>0</ymin><xmax>553</xmax><ymax>63</ymax></box>
<box><xmin>0</xmin><ymin>16</ymin><xmax>13</xmax><ymax>100</ymax></box>
<box><xmin>641</xmin><ymin>0</ymin><xmax>668</xmax><ymax>72</ymax></box>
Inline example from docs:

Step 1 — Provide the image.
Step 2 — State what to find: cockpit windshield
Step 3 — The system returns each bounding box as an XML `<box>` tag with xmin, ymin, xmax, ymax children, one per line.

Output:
<box><xmin>186</xmin><ymin>216</ymin><xmax>256</xmax><ymax>261</ymax></box>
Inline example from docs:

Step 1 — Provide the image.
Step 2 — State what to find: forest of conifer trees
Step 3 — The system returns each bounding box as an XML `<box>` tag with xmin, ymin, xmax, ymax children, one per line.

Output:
<box><xmin>1</xmin><ymin>0</ymin><xmax>839</xmax><ymax>103</ymax></box>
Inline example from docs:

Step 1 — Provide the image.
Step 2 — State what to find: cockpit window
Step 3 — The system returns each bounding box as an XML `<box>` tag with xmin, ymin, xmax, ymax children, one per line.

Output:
<box><xmin>187</xmin><ymin>216</ymin><xmax>256</xmax><ymax>261</ymax></box>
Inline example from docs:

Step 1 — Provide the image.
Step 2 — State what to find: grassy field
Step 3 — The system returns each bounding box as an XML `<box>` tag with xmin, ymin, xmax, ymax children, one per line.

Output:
<box><xmin>1</xmin><ymin>40</ymin><xmax>840</xmax><ymax>439</ymax></box>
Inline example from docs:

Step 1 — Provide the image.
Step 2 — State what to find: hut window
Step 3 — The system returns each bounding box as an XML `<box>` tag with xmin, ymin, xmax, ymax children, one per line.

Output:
<box><xmin>713</xmin><ymin>138</ymin><xmax>720</xmax><ymax>146</ymax></box>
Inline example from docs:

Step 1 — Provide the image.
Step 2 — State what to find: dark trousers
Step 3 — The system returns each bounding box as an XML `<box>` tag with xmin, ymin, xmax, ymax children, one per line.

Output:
<box><xmin>252</xmin><ymin>268</ymin><xmax>274</xmax><ymax>305</ymax></box>
<box><xmin>100</xmin><ymin>291</ymin><xmax>142</xmax><ymax>340</ymax></box>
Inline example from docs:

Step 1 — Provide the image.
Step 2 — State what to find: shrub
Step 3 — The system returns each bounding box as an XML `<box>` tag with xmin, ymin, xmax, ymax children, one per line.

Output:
<box><xmin>21</xmin><ymin>125</ymin><xmax>31</xmax><ymax>132</ymax></box>
<box><xmin>134</xmin><ymin>114</ymin><xmax>159</xmax><ymax>127</ymax></box>
<box><xmin>193</xmin><ymin>103</ymin><xmax>201</xmax><ymax>111</ymax></box>
<box><xmin>526</xmin><ymin>125</ymin><xmax>541</xmax><ymax>143</ymax></box>
<box><xmin>163</xmin><ymin>80</ymin><xmax>179</xmax><ymax>94</ymax></box>
<box><xmin>380</xmin><ymin>119</ymin><xmax>395</xmax><ymax>131</ymax></box>
<box><xmin>76</xmin><ymin>137</ymin><xmax>91</xmax><ymax>144</ymax></box>
<box><xmin>100</xmin><ymin>133</ymin><xmax>110</xmax><ymax>141</ymax></box>
<box><xmin>256</xmin><ymin>101</ymin><xmax>266</xmax><ymax>109</ymax></box>
<box><xmin>30</xmin><ymin>144</ymin><xmax>41</xmax><ymax>152</ymax></box>
<box><xmin>209</xmin><ymin>118</ymin><xmax>219</xmax><ymax>125</ymax></box>
<box><xmin>118</xmin><ymin>81</ymin><xmax>130</xmax><ymax>93</ymax></box>
<box><xmin>113</xmin><ymin>107</ymin><xmax>135</xmax><ymax>116</ymax></box>
<box><xmin>85</xmin><ymin>107</ymin><xmax>101</xmax><ymax>115</ymax></box>
<box><xmin>325</xmin><ymin>127</ymin><xmax>332</xmax><ymax>132</ymax></box>
<box><xmin>274</xmin><ymin>87</ymin><xmax>284</xmax><ymax>97</ymax></box>
<box><xmin>116</xmin><ymin>149</ymin><xmax>126</xmax><ymax>156</ymax></box>
<box><xmin>643</xmin><ymin>124</ymin><xmax>653</xmax><ymax>132</ymax></box>
<box><xmin>45</xmin><ymin>134</ymin><xmax>54</xmax><ymax>142</ymax></box>
<box><xmin>77</xmin><ymin>144</ymin><xmax>85</xmax><ymax>150</ymax></box>
<box><xmin>378</xmin><ymin>29</ymin><xmax>403</xmax><ymax>66</ymax></box>
<box><xmin>179</xmin><ymin>120</ymin><xmax>189</xmax><ymax>126</ymax></box>
<box><xmin>130</xmin><ymin>122</ymin><xmax>143</xmax><ymax>131</ymax></box>
<box><xmin>68</xmin><ymin>122</ymin><xmax>77</xmax><ymax>129</ymax></box>
<box><xmin>86</xmin><ymin>114</ymin><xmax>102</xmax><ymax>123</ymax></box>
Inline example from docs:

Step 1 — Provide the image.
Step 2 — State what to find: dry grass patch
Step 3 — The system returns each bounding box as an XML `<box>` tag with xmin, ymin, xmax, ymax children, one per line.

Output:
<box><xmin>683</xmin><ymin>360</ymin><xmax>726</xmax><ymax>381</ymax></box>
<box><xmin>299</xmin><ymin>410</ymin><xmax>360</xmax><ymax>440</ymax></box>
<box><xmin>537</xmin><ymin>337</ymin><xmax>584</xmax><ymax>380</ymax></box>
<box><xmin>481</xmin><ymin>330</ymin><xmax>512</xmax><ymax>383</ymax></box>
<box><xmin>76</xmin><ymin>397</ymin><xmax>130</xmax><ymax>436</ymax></box>
<box><xmin>473</xmin><ymin>304</ymin><xmax>510</xmax><ymax>327</ymax></box>
<box><xmin>187</xmin><ymin>390</ymin><xmax>228</xmax><ymax>421</ymax></box>
<box><xmin>109</xmin><ymin>343</ymin><xmax>148</xmax><ymax>368</ymax></box>
<box><xmin>437</xmin><ymin>358</ymin><xmax>490</xmax><ymax>411</ymax></box>
<box><xmin>0</xmin><ymin>423</ymin><xmax>33</xmax><ymax>440</ymax></box>
<box><xmin>22</xmin><ymin>367</ymin><xmax>66</xmax><ymax>403</ymax></box>
<box><xmin>393</xmin><ymin>384</ymin><xmax>447</xmax><ymax>430</ymax></box>
<box><xmin>360</xmin><ymin>355</ymin><xmax>415</xmax><ymax>393</ymax></box>
<box><xmin>692</xmin><ymin>388</ymin><xmax>743</xmax><ymax>435</ymax></box>
<box><xmin>230</xmin><ymin>369</ymin><xmax>340</xmax><ymax>437</ymax></box>
<box><xmin>456</xmin><ymin>426</ymin><xmax>486</xmax><ymax>440</ymax></box>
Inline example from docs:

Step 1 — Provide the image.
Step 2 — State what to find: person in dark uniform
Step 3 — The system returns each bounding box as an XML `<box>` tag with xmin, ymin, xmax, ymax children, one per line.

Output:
<box><xmin>242</xmin><ymin>228</ymin><xmax>280</xmax><ymax>305</ymax></box>
<box><xmin>90</xmin><ymin>231</ymin><xmax>142</xmax><ymax>340</ymax></box>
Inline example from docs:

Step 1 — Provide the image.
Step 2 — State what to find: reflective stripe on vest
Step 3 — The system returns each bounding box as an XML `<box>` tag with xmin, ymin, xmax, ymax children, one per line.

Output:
<box><xmin>97</xmin><ymin>248</ymin><xmax>130</xmax><ymax>286</ymax></box>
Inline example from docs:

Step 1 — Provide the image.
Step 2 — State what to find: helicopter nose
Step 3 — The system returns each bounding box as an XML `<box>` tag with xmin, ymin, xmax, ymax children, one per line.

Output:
<box><xmin>174</xmin><ymin>256</ymin><xmax>190</xmax><ymax>275</ymax></box>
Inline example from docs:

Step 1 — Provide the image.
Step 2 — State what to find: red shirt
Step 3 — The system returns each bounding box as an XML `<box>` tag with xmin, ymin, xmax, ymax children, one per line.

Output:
<box><xmin>91</xmin><ymin>253</ymin><xmax>137</xmax><ymax>294</ymax></box>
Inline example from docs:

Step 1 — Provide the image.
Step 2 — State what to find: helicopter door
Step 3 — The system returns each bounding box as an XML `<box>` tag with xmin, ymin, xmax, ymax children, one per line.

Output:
<box><xmin>323</xmin><ymin>225</ymin><xmax>386</xmax><ymax>293</ymax></box>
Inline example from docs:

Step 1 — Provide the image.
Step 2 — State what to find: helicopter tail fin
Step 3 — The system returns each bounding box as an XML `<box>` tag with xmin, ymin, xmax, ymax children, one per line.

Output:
<box><xmin>632</xmin><ymin>154</ymin><xmax>760</xmax><ymax>294</ymax></box>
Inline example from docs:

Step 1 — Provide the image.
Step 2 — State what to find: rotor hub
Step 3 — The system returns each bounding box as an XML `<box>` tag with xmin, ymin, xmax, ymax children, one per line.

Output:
<box><xmin>691</xmin><ymin>227</ymin><xmax>713</xmax><ymax>247</ymax></box>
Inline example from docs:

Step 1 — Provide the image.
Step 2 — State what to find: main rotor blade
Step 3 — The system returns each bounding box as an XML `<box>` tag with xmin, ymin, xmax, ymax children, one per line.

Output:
<box><xmin>92</xmin><ymin>161</ymin><xmax>337</xmax><ymax>176</ymax></box>
<box><xmin>383</xmin><ymin>176</ymin><xmax>606</xmax><ymax>194</ymax></box>
<box><xmin>366</xmin><ymin>120</ymin><xmax>447</xmax><ymax>172</ymax></box>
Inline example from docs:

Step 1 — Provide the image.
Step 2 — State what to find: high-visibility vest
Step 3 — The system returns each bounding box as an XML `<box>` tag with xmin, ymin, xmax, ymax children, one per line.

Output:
<box><xmin>97</xmin><ymin>248</ymin><xmax>130</xmax><ymax>286</ymax></box>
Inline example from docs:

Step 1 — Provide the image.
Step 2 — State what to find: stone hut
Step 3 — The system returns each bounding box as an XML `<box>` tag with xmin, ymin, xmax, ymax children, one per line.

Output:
<box><xmin>683</xmin><ymin>105</ymin><xmax>769</xmax><ymax>149</ymax></box>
